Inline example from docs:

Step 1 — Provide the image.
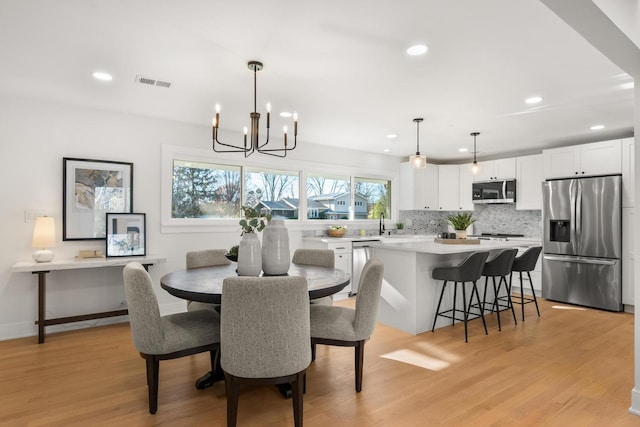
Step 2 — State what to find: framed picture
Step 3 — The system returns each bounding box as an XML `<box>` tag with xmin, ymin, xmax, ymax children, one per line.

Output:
<box><xmin>63</xmin><ymin>158</ymin><xmax>133</xmax><ymax>240</ymax></box>
<box><xmin>105</xmin><ymin>213</ymin><xmax>146</xmax><ymax>257</ymax></box>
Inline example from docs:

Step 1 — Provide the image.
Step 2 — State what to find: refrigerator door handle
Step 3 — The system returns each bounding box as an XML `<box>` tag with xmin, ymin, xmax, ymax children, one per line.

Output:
<box><xmin>570</xmin><ymin>180</ymin><xmax>577</xmax><ymax>252</ymax></box>
<box><xmin>576</xmin><ymin>180</ymin><xmax>582</xmax><ymax>248</ymax></box>
<box><xmin>543</xmin><ymin>254</ymin><xmax>618</xmax><ymax>266</ymax></box>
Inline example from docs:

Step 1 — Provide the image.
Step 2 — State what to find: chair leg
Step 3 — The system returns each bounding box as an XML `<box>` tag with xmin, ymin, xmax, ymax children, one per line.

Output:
<box><xmin>432</xmin><ymin>281</ymin><xmax>448</xmax><ymax>332</ymax></box>
<box><xmin>145</xmin><ymin>356</ymin><xmax>159</xmax><ymax>414</ymax></box>
<box><xmin>520</xmin><ymin>271</ymin><xmax>525</xmax><ymax>321</ymax></box>
<box><xmin>292</xmin><ymin>371</ymin><xmax>304</xmax><ymax>427</ymax></box>
<box><xmin>471</xmin><ymin>280</ymin><xmax>488</xmax><ymax>336</ymax></box>
<box><xmin>461</xmin><ymin>282</ymin><xmax>469</xmax><ymax>342</ymax></box>
<box><xmin>528</xmin><ymin>271</ymin><xmax>541</xmax><ymax>317</ymax></box>
<box><xmin>482</xmin><ymin>276</ymin><xmax>489</xmax><ymax>310</ymax></box>
<box><xmin>311</xmin><ymin>342</ymin><xmax>317</xmax><ymax>362</ymax></box>
<box><xmin>355</xmin><ymin>340</ymin><xmax>365</xmax><ymax>392</ymax></box>
<box><xmin>224</xmin><ymin>373</ymin><xmax>239</xmax><ymax>427</ymax></box>
<box><xmin>452</xmin><ymin>281</ymin><xmax>458</xmax><ymax>326</ymax></box>
<box><xmin>498</xmin><ymin>276</ymin><xmax>517</xmax><ymax>325</ymax></box>
<box><xmin>492</xmin><ymin>276</ymin><xmax>501</xmax><ymax>331</ymax></box>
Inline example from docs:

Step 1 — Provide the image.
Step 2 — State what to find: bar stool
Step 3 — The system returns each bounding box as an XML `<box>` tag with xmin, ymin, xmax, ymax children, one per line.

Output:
<box><xmin>506</xmin><ymin>246</ymin><xmax>542</xmax><ymax>321</ymax></box>
<box><xmin>479</xmin><ymin>248</ymin><xmax>518</xmax><ymax>331</ymax></box>
<box><xmin>431</xmin><ymin>251</ymin><xmax>490</xmax><ymax>342</ymax></box>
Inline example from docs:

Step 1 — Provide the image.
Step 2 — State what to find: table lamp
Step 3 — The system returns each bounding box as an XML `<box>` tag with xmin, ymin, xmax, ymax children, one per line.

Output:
<box><xmin>32</xmin><ymin>216</ymin><xmax>56</xmax><ymax>262</ymax></box>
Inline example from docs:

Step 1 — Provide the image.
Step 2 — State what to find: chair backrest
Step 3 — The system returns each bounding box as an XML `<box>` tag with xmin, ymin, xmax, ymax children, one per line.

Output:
<box><xmin>186</xmin><ymin>249</ymin><xmax>231</xmax><ymax>269</ymax></box>
<box><xmin>123</xmin><ymin>262</ymin><xmax>164</xmax><ymax>354</ymax></box>
<box><xmin>512</xmin><ymin>246</ymin><xmax>542</xmax><ymax>272</ymax></box>
<box><xmin>353</xmin><ymin>258</ymin><xmax>385</xmax><ymax>340</ymax></box>
<box><xmin>220</xmin><ymin>276</ymin><xmax>311</xmax><ymax>378</ymax></box>
<box><xmin>483</xmin><ymin>248</ymin><xmax>518</xmax><ymax>277</ymax></box>
<box><xmin>457</xmin><ymin>251</ymin><xmax>491</xmax><ymax>282</ymax></box>
<box><xmin>291</xmin><ymin>248</ymin><xmax>335</xmax><ymax>268</ymax></box>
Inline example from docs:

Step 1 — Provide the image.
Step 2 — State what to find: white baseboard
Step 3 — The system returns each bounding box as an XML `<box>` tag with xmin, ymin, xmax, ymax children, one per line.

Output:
<box><xmin>629</xmin><ymin>387</ymin><xmax>640</xmax><ymax>416</ymax></box>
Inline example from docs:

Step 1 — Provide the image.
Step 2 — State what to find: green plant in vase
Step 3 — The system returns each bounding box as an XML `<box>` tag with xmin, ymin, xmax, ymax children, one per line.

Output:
<box><xmin>239</xmin><ymin>206</ymin><xmax>271</xmax><ymax>235</ymax></box>
<box><xmin>446</xmin><ymin>213</ymin><xmax>476</xmax><ymax>239</ymax></box>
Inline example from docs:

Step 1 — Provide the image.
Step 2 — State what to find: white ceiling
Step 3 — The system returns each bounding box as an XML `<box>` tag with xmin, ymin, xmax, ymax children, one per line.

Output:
<box><xmin>0</xmin><ymin>0</ymin><xmax>635</xmax><ymax>162</ymax></box>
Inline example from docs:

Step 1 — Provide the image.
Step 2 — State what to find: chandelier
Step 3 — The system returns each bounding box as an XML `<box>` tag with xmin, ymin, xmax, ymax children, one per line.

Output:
<box><xmin>409</xmin><ymin>118</ymin><xmax>426</xmax><ymax>168</ymax></box>
<box><xmin>212</xmin><ymin>61</ymin><xmax>298</xmax><ymax>158</ymax></box>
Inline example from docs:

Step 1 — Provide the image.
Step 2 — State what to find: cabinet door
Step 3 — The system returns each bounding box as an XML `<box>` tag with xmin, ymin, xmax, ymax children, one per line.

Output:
<box><xmin>438</xmin><ymin>165</ymin><xmax>460</xmax><ymax>210</ymax></box>
<box><xmin>458</xmin><ymin>163</ymin><xmax>474</xmax><ymax>210</ymax></box>
<box><xmin>473</xmin><ymin>160</ymin><xmax>494</xmax><ymax>181</ymax></box>
<box><xmin>494</xmin><ymin>158</ymin><xmax>516</xmax><ymax>179</ymax></box>
<box><xmin>516</xmin><ymin>154</ymin><xmax>544</xmax><ymax>210</ymax></box>
<box><xmin>622</xmin><ymin>208</ymin><xmax>635</xmax><ymax>305</ymax></box>
<box><xmin>579</xmin><ymin>139</ymin><xmax>621</xmax><ymax>176</ymax></box>
<box><xmin>621</xmin><ymin>138</ymin><xmax>634</xmax><ymax>208</ymax></box>
<box><xmin>399</xmin><ymin>162</ymin><xmax>438</xmax><ymax>210</ymax></box>
<box><xmin>543</xmin><ymin>146</ymin><xmax>579</xmax><ymax>179</ymax></box>
<box><xmin>422</xmin><ymin>163</ymin><xmax>439</xmax><ymax>210</ymax></box>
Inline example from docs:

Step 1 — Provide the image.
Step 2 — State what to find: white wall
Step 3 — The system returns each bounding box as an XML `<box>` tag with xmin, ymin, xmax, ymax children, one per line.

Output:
<box><xmin>0</xmin><ymin>94</ymin><xmax>401</xmax><ymax>340</ymax></box>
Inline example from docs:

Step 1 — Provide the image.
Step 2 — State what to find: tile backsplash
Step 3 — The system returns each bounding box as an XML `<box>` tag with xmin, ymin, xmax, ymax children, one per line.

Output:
<box><xmin>399</xmin><ymin>204</ymin><xmax>542</xmax><ymax>238</ymax></box>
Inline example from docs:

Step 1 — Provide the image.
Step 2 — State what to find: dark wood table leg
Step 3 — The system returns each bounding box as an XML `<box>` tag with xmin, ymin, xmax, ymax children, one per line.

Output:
<box><xmin>35</xmin><ymin>271</ymin><xmax>49</xmax><ymax>344</ymax></box>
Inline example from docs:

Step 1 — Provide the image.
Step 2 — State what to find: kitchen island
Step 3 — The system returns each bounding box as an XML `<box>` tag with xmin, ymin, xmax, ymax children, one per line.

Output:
<box><xmin>373</xmin><ymin>238</ymin><xmax>540</xmax><ymax>335</ymax></box>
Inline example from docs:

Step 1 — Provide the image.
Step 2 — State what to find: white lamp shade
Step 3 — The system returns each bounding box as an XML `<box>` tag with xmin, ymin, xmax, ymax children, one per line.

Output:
<box><xmin>32</xmin><ymin>217</ymin><xmax>56</xmax><ymax>248</ymax></box>
<box><xmin>410</xmin><ymin>154</ymin><xmax>427</xmax><ymax>169</ymax></box>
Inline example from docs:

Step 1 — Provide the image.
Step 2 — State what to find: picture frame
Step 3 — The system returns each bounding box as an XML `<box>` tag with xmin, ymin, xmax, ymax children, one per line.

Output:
<box><xmin>63</xmin><ymin>157</ymin><xmax>133</xmax><ymax>240</ymax></box>
<box><xmin>105</xmin><ymin>213</ymin><xmax>146</xmax><ymax>257</ymax></box>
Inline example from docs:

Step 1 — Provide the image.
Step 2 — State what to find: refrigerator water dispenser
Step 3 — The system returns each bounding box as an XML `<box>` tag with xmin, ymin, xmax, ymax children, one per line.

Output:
<box><xmin>549</xmin><ymin>220</ymin><xmax>570</xmax><ymax>242</ymax></box>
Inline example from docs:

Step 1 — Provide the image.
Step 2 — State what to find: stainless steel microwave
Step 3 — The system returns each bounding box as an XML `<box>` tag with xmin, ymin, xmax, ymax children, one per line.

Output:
<box><xmin>472</xmin><ymin>179</ymin><xmax>516</xmax><ymax>204</ymax></box>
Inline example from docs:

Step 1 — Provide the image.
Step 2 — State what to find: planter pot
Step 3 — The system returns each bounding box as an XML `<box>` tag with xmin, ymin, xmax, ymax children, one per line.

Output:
<box><xmin>237</xmin><ymin>233</ymin><xmax>262</xmax><ymax>276</ymax></box>
<box><xmin>261</xmin><ymin>219</ymin><xmax>290</xmax><ymax>275</ymax></box>
<box><xmin>455</xmin><ymin>230</ymin><xmax>468</xmax><ymax>239</ymax></box>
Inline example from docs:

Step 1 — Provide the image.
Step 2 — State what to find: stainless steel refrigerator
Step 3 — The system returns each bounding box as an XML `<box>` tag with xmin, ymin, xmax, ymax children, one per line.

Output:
<box><xmin>541</xmin><ymin>175</ymin><xmax>622</xmax><ymax>311</ymax></box>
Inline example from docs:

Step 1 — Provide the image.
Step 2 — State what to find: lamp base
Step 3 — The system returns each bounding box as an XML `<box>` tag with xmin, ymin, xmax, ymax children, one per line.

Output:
<box><xmin>33</xmin><ymin>249</ymin><xmax>54</xmax><ymax>263</ymax></box>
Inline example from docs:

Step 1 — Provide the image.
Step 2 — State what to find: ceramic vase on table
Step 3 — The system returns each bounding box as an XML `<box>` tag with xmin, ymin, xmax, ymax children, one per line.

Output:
<box><xmin>261</xmin><ymin>219</ymin><xmax>290</xmax><ymax>275</ymax></box>
<box><xmin>237</xmin><ymin>232</ymin><xmax>262</xmax><ymax>276</ymax></box>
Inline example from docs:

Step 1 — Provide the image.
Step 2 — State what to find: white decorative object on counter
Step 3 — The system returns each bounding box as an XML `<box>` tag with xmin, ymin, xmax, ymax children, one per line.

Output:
<box><xmin>261</xmin><ymin>219</ymin><xmax>290</xmax><ymax>275</ymax></box>
<box><xmin>237</xmin><ymin>233</ymin><xmax>262</xmax><ymax>276</ymax></box>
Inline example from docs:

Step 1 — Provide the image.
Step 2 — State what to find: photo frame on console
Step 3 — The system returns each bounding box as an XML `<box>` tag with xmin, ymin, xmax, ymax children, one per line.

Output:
<box><xmin>63</xmin><ymin>157</ymin><xmax>133</xmax><ymax>240</ymax></box>
<box><xmin>105</xmin><ymin>213</ymin><xmax>146</xmax><ymax>258</ymax></box>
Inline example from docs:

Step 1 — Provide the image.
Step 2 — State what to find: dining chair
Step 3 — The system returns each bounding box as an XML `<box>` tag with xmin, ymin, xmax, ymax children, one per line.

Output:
<box><xmin>186</xmin><ymin>249</ymin><xmax>231</xmax><ymax>312</ymax></box>
<box><xmin>309</xmin><ymin>258</ymin><xmax>384</xmax><ymax>392</ymax></box>
<box><xmin>221</xmin><ymin>276</ymin><xmax>311</xmax><ymax>427</ymax></box>
<box><xmin>123</xmin><ymin>262</ymin><xmax>220</xmax><ymax>414</ymax></box>
<box><xmin>292</xmin><ymin>248</ymin><xmax>335</xmax><ymax>306</ymax></box>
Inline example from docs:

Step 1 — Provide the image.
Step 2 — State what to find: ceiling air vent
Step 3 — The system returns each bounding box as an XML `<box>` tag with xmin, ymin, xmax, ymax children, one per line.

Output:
<box><xmin>135</xmin><ymin>75</ymin><xmax>172</xmax><ymax>88</ymax></box>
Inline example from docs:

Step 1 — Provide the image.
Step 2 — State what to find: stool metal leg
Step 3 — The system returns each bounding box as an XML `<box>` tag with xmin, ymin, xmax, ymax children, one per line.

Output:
<box><xmin>527</xmin><ymin>271</ymin><xmax>541</xmax><ymax>317</ymax></box>
<box><xmin>471</xmin><ymin>280</ymin><xmax>488</xmax><ymax>336</ymax></box>
<box><xmin>452</xmin><ymin>281</ymin><xmax>458</xmax><ymax>326</ymax></box>
<box><xmin>432</xmin><ymin>281</ymin><xmax>448</xmax><ymax>332</ymax></box>
<box><xmin>492</xmin><ymin>276</ymin><xmax>502</xmax><ymax>331</ymax></box>
<box><xmin>461</xmin><ymin>281</ymin><xmax>469</xmax><ymax>342</ymax></box>
<box><xmin>498</xmin><ymin>275</ymin><xmax>517</xmax><ymax>325</ymax></box>
<box><xmin>520</xmin><ymin>271</ymin><xmax>525</xmax><ymax>321</ymax></box>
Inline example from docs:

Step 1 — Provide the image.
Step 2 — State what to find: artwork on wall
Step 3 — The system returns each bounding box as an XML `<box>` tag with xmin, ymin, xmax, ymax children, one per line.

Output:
<box><xmin>105</xmin><ymin>213</ymin><xmax>146</xmax><ymax>257</ymax></box>
<box><xmin>63</xmin><ymin>158</ymin><xmax>133</xmax><ymax>240</ymax></box>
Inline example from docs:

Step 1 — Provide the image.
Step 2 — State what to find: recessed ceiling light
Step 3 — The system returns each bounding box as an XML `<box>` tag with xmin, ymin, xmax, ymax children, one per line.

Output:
<box><xmin>386</xmin><ymin>134</ymin><xmax>397</xmax><ymax>139</ymax></box>
<box><xmin>525</xmin><ymin>96</ymin><xmax>543</xmax><ymax>104</ymax></box>
<box><xmin>92</xmin><ymin>71</ymin><xmax>113</xmax><ymax>81</ymax></box>
<box><xmin>280</xmin><ymin>112</ymin><xmax>292</xmax><ymax>118</ymax></box>
<box><xmin>458</xmin><ymin>148</ymin><xmax>468</xmax><ymax>153</ymax></box>
<box><xmin>407</xmin><ymin>44</ymin><xmax>428</xmax><ymax>56</ymax></box>
<box><xmin>383</xmin><ymin>148</ymin><xmax>390</xmax><ymax>153</ymax></box>
<box><xmin>590</xmin><ymin>124</ymin><xmax>605</xmax><ymax>130</ymax></box>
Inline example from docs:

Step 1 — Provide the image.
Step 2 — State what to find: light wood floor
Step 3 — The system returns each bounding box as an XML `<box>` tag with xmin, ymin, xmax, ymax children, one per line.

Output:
<box><xmin>0</xmin><ymin>298</ymin><xmax>637</xmax><ymax>426</ymax></box>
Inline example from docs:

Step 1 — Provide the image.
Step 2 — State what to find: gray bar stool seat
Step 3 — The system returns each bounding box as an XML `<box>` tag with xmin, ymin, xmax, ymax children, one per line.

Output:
<box><xmin>431</xmin><ymin>251</ymin><xmax>490</xmax><ymax>342</ymax></box>
<box><xmin>502</xmin><ymin>246</ymin><xmax>542</xmax><ymax>321</ymax></box>
<box><xmin>478</xmin><ymin>248</ymin><xmax>518</xmax><ymax>331</ymax></box>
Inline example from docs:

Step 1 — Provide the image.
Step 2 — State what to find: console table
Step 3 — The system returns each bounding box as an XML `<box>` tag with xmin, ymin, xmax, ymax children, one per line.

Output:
<box><xmin>11</xmin><ymin>255</ymin><xmax>167</xmax><ymax>343</ymax></box>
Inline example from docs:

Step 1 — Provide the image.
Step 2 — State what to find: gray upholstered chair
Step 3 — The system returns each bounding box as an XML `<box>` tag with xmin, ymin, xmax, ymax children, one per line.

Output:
<box><xmin>123</xmin><ymin>262</ymin><xmax>220</xmax><ymax>414</ymax></box>
<box><xmin>186</xmin><ymin>249</ymin><xmax>231</xmax><ymax>312</ymax></box>
<box><xmin>309</xmin><ymin>258</ymin><xmax>384</xmax><ymax>392</ymax></box>
<box><xmin>479</xmin><ymin>248</ymin><xmax>518</xmax><ymax>331</ymax></box>
<box><xmin>221</xmin><ymin>276</ymin><xmax>311</xmax><ymax>427</ymax></box>
<box><xmin>292</xmin><ymin>248</ymin><xmax>335</xmax><ymax>306</ymax></box>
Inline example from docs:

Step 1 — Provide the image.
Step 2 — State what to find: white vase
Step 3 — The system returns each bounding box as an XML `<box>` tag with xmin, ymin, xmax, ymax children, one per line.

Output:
<box><xmin>261</xmin><ymin>219</ymin><xmax>290</xmax><ymax>275</ymax></box>
<box><xmin>237</xmin><ymin>233</ymin><xmax>262</xmax><ymax>276</ymax></box>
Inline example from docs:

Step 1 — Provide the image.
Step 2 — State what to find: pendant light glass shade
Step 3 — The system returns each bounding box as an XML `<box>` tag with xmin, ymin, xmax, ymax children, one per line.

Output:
<box><xmin>470</xmin><ymin>132</ymin><xmax>480</xmax><ymax>175</ymax></box>
<box><xmin>411</xmin><ymin>118</ymin><xmax>426</xmax><ymax>169</ymax></box>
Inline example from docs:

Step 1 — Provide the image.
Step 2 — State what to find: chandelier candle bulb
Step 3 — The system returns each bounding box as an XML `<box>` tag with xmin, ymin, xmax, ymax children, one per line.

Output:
<box><xmin>294</xmin><ymin>112</ymin><xmax>298</xmax><ymax>135</ymax></box>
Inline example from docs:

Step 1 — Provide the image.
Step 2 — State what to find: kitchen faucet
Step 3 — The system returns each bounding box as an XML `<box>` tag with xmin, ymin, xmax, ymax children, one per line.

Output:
<box><xmin>379</xmin><ymin>212</ymin><xmax>385</xmax><ymax>235</ymax></box>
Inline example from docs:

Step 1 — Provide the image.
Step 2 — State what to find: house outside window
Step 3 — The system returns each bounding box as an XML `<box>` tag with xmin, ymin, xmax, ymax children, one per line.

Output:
<box><xmin>306</xmin><ymin>173</ymin><xmax>350</xmax><ymax>220</ymax></box>
<box><xmin>355</xmin><ymin>177</ymin><xmax>390</xmax><ymax>219</ymax></box>
<box><xmin>245</xmin><ymin>167</ymin><xmax>300</xmax><ymax>219</ymax></box>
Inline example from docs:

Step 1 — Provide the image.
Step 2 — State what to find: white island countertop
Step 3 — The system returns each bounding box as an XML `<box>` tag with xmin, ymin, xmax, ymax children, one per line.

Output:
<box><xmin>380</xmin><ymin>238</ymin><xmax>540</xmax><ymax>255</ymax></box>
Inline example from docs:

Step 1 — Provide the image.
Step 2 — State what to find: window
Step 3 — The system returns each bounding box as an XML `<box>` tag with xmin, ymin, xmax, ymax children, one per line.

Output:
<box><xmin>306</xmin><ymin>173</ymin><xmax>350</xmax><ymax>220</ymax></box>
<box><xmin>171</xmin><ymin>160</ymin><xmax>241</xmax><ymax>218</ymax></box>
<box><xmin>245</xmin><ymin>167</ymin><xmax>300</xmax><ymax>219</ymax></box>
<box><xmin>355</xmin><ymin>177</ymin><xmax>390</xmax><ymax>219</ymax></box>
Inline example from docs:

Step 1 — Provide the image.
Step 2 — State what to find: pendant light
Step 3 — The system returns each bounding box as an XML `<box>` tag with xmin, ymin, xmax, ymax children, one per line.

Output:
<box><xmin>470</xmin><ymin>132</ymin><xmax>480</xmax><ymax>174</ymax></box>
<box><xmin>409</xmin><ymin>118</ymin><xmax>426</xmax><ymax>169</ymax></box>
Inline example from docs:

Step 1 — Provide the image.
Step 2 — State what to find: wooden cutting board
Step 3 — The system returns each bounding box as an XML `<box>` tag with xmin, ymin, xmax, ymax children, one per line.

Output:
<box><xmin>434</xmin><ymin>238</ymin><xmax>481</xmax><ymax>245</ymax></box>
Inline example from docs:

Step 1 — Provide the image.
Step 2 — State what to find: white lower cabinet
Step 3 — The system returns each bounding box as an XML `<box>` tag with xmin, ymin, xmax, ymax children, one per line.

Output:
<box><xmin>302</xmin><ymin>239</ymin><xmax>353</xmax><ymax>298</ymax></box>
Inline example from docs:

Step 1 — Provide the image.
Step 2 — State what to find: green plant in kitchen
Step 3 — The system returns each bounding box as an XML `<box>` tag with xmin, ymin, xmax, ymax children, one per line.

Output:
<box><xmin>446</xmin><ymin>212</ymin><xmax>476</xmax><ymax>231</ymax></box>
<box><xmin>239</xmin><ymin>206</ymin><xmax>271</xmax><ymax>234</ymax></box>
<box><xmin>396</xmin><ymin>223</ymin><xmax>405</xmax><ymax>230</ymax></box>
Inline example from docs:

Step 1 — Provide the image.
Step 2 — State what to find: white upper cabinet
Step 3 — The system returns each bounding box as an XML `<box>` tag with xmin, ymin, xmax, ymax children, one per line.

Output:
<box><xmin>516</xmin><ymin>154</ymin><xmax>544</xmax><ymax>210</ymax></box>
<box><xmin>622</xmin><ymin>138</ymin><xmax>635</xmax><ymax>208</ymax></box>
<box><xmin>438</xmin><ymin>164</ymin><xmax>473</xmax><ymax>211</ymax></box>
<box><xmin>543</xmin><ymin>139</ymin><xmax>622</xmax><ymax>179</ymax></box>
<box><xmin>459</xmin><ymin>163</ymin><xmax>475</xmax><ymax>210</ymax></box>
<box><xmin>474</xmin><ymin>158</ymin><xmax>516</xmax><ymax>181</ymax></box>
<box><xmin>399</xmin><ymin>162</ymin><xmax>439</xmax><ymax>210</ymax></box>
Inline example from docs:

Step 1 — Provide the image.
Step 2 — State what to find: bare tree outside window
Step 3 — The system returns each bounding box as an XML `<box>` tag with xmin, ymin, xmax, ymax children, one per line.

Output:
<box><xmin>245</xmin><ymin>168</ymin><xmax>300</xmax><ymax>219</ymax></box>
<box><xmin>306</xmin><ymin>173</ymin><xmax>350</xmax><ymax>220</ymax></box>
<box><xmin>355</xmin><ymin>177</ymin><xmax>390</xmax><ymax>219</ymax></box>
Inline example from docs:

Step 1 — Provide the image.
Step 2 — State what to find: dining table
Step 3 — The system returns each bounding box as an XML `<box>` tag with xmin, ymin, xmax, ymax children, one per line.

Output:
<box><xmin>160</xmin><ymin>262</ymin><xmax>351</xmax><ymax>396</ymax></box>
